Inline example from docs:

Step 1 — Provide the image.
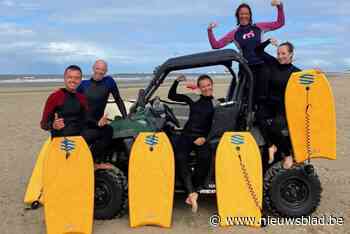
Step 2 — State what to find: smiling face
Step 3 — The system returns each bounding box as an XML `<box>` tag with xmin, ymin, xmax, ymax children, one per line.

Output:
<box><xmin>92</xmin><ymin>60</ymin><xmax>108</xmax><ymax>81</ymax></box>
<box><xmin>277</xmin><ymin>45</ymin><xmax>293</xmax><ymax>65</ymax></box>
<box><xmin>64</xmin><ymin>69</ymin><xmax>82</xmax><ymax>92</ymax></box>
<box><xmin>238</xmin><ymin>7</ymin><xmax>251</xmax><ymax>26</ymax></box>
<box><xmin>198</xmin><ymin>78</ymin><xmax>214</xmax><ymax>97</ymax></box>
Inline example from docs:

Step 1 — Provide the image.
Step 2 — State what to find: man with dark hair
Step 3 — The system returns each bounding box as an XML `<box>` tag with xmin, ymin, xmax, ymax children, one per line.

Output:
<box><xmin>40</xmin><ymin>65</ymin><xmax>87</xmax><ymax>137</ymax></box>
<box><xmin>77</xmin><ymin>60</ymin><xmax>127</xmax><ymax>169</ymax></box>
<box><xmin>168</xmin><ymin>74</ymin><xmax>217</xmax><ymax>213</ymax></box>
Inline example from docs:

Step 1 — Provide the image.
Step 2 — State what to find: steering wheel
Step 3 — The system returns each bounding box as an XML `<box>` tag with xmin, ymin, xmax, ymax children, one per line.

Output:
<box><xmin>151</xmin><ymin>96</ymin><xmax>180</xmax><ymax>128</ymax></box>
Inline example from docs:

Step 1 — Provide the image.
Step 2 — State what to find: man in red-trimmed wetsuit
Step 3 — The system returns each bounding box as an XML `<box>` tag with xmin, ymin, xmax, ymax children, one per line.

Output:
<box><xmin>40</xmin><ymin>65</ymin><xmax>88</xmax><ymax>137</ymax></box>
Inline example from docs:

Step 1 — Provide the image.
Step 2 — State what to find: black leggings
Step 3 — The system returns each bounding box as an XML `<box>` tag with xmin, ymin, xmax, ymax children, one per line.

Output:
<box><xmin>249</xmin><ymin>63</ymin><xmax>270</xmax><ymax>106</ymax></box>
<box><xmin>174</xmin><ymin>135</ymin><xmax>212</xmax><ymax>194</ymax></box>
<box><xmin>81</xmin><ymin>125</ymin><xmax>114</xmax><ymax>161</ymax></box>
<box><xmin>244</xmin><ymin>63</ymin><xmax>291</xmax><ymax>156</ymax></box>
<box><xmin>255</xmin><ymin>105</ymin><xmax>292</xmax><ymax>157</ymax></box>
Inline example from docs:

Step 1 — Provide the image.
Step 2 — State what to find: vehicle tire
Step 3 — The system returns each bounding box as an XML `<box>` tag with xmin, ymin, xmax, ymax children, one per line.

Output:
<box><xmin>263</xmin><ymin>162</ymin><xmax>322</xmax><ymax>217</ymax></box>
<box><xmin>94</xmin><ymin>166</ymin><xmax>128</xmax><ymax>220</ymax></box>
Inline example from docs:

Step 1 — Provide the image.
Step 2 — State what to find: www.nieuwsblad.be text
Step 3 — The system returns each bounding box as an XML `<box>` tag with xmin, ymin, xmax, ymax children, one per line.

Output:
<box><xmin>209</xmin><ymin>215</ymin><xmax>345</xmax><ymax>227</ymax></box>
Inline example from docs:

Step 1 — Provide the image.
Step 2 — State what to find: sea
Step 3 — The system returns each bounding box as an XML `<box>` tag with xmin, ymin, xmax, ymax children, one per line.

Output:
<box><xmin>0</xmin><ymin>73</ymin><xmax>230</xmax><ymax>87</ymax></box>
<box><xmin>0</xmin><ymin>72</ymin><xmax>345</xmax><ymax>88</ymax></box>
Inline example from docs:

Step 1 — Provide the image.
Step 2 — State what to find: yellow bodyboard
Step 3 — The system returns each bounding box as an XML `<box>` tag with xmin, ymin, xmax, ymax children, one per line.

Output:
<box><xmin>24</xmin><ymin>138</ymin><xmax>51</xmax><ymax>206</ymax></box>
<box><xmin>285</xmin><ymin>70</ymin><xmax>336</xmax><ymax>163</ymax></box>
<box><xmin>216</xmin><ymin>132</ymin><xmax>262</xmax><ymax>228</ymax></box>
<box><xmin>43</xmin><ymin>136</ymin><xmax>94</xmax><ymax>234</ymax></box>
<box><xmin>129</xmin><ymin>132</ymin><xmax>175</xmax><ymax>228</ymax></box>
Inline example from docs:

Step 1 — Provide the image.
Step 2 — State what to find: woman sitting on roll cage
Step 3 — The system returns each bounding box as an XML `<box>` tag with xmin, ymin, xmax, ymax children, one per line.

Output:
<box><xmin>255</xmin><ymin>38</ymin><xmax>301</xmax><ymax>169</ymax></box>
<box><xmin>168</xmin><ymin>74</ymin><xmax>217</xmax><ymax>213</ymax></box>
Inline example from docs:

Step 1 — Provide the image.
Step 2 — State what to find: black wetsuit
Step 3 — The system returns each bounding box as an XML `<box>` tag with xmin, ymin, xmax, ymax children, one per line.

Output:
<box><xmin>40</xmin><ymin>88</ymin><xmax>88</xmax><ymax>137</ymax></box>
<box><xmin>255</xmin><ymin>39</ymin><xmax>301</xmax><ymax>157</ymax></box>
<box><xmin>77</xmin><ymin>76</ymin><xmax>127</xmax><ymax>161</ymax></box>
<box><xmin>168</xmin><ymin>80</ymin><xmax>215</xmax><ymax>193</ymax></box>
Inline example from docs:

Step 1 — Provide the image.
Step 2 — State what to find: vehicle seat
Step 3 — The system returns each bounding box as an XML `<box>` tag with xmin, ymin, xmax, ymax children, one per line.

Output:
<box><xmin>207</xmin><ymin>101</ymin><xmax>241</xmax><ymax>149</ymax></box>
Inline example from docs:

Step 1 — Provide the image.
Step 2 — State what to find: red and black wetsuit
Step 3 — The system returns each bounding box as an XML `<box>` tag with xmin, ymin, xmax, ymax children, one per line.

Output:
<box><xmin>40</xmin><ymin>88</ymin><xmax>88</xmax><ymax>137</ymax></box>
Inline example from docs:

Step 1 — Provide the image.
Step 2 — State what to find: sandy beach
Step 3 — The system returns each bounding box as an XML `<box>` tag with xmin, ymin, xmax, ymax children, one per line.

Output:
<box><xmin>0</xmin><ymin>74</ymin><xmax>349</xmax><ymax>234</ymax></box>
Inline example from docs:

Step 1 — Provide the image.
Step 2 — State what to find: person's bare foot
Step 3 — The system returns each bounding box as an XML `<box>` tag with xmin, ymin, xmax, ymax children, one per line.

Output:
<box><xmin>186</xmin><ymin>192</ymin><xmax>198</xmax><ymax>213</ymax></box>
<box><xmin>94</xmin><ymin>163</ymin><xmax>113</xmax><ymax>170</ymax></box>
<box><xmin>268</xmin><ymin>145</ymin><xmax>277</xmax><ymax>164</ymax></box>
<box><xmin>283</xmin><ymin>156</ymin><xmax>293</xmax><ymax>169</ymax></box>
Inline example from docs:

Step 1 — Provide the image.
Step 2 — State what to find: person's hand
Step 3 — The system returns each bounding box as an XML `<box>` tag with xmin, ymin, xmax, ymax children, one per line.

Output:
<box><xmin>270</xmin><ymin>37</ymin><xmax>279</xmax><ymax>47</ymax></box>
<box><xmin>314</xmin><ymin>68</ymin><xmax>323</xmax><ymax>74</ymax></box>
<box><xmin>271</xmin><ymin>0</ymin><xmax>282</xmax><ymax>6</ymax></box>
<box><xmin>98</xmin><ymin>114</ymin><xmax>109</xmax><ymax>127</ymax></box>
<box><xmin>268</xmin><ymin>144</ymin><xmax>277</xmax><ymax>164</ymax></box>
<box><xmin>176</xmin><ymin>74</ymin><xmax>187</xmax><ymax>82</ymax></box>
<box><xmin>208</xmin><ymin>22</ymin><xmax>218</xmax><ymax>30</ymax></box>
<box><xmin>193</xmin><ymin>137</ymin><xmax>206</xmax><ymax>146</ymax></box>
<box><xmin>283</xmin><ymin>156</ymin><xmax>293</xmax><ymax>169</ymax></box>
<box><xmin>52</xmin><ymin>113</ymin><xmax>65</xmax><ymax>130</ymax></box>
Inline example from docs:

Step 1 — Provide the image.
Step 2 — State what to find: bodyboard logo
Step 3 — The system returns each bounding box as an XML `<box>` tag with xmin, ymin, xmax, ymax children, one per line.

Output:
<box><xmin>60</xmin><ymin>138</ymin><xmax>75</xmax><ymax>158</ymax></box>
<box><xmin>145</xmin><ymin>135</ymin><xmax>159</xmax><ymax>147</ymax></box>
<box><xmin>231</xmin><ymin>135</ymin><xmax>245</xmax><ymax>145</ymax></box>
<box><xmin>299</xmin><ymin>74</ymin><xmax>315</xmax><ymax>86</ymax></box>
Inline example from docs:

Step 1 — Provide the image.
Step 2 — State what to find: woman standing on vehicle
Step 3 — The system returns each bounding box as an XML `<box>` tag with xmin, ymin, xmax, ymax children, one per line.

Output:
<box><xmin>255</xmin><ymin>38</ymin><xmax>300</xmax><ymax>169</ymax></box>
<box><xmin>208</xmin><ymin>0</ymin><xmax>285</xmax><ymax>104</ymax></box>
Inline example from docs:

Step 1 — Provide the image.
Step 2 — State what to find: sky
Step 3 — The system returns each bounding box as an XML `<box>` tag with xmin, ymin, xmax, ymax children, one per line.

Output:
<box><xmin>0</xmin><ymin>0</ymin><xmax>349</xmax><ymax>74</ymax></box>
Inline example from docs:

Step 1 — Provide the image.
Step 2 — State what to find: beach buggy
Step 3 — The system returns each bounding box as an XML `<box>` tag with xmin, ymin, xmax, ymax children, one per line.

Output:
<box><xmin>92</xmin><ymin>48</ymin><xmax>336</xmax><ymax>223</ymax></box>
<box><xmin>24</xmin><ymin>48</ymin><xmax>336</xmax><ymax>228</ymax></box>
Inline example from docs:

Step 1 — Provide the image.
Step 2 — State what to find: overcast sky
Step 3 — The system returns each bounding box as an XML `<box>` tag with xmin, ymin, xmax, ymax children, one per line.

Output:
<box><xmin>0</xmin><ymin>0</ymin><xmax>349</xmax><ymax>74</ymax></box>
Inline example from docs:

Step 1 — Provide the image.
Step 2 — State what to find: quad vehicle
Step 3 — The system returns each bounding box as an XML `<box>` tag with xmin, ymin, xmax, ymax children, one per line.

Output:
<box><xmin>94</xmin><ymin>49</ymin><xmax>322</xmax><ymax>220</ymax></box>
